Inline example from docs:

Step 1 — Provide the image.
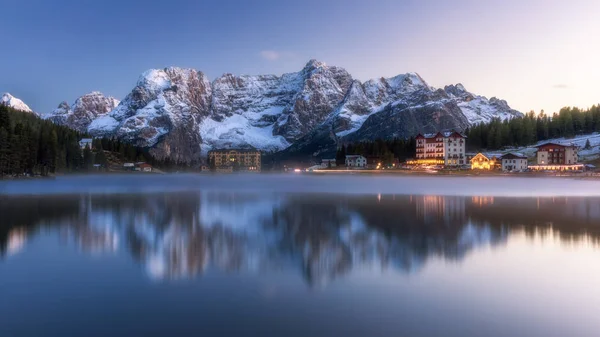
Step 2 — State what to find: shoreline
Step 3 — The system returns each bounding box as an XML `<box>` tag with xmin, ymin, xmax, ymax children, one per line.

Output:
<box><xmin>305</xmin><ymin>169</ymin><xmax>600</xmax><ymax>179</ymax></box>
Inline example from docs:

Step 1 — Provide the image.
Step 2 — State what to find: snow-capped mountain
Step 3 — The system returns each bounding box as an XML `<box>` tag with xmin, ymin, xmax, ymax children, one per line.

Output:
<box><xmin>1</xmin><ymin>93</ymin><xmax>34</xmax><ymax>113</ymax></box>
<box><xmin>46</xmin><ymin>92</ymin><xmax>119</xmax><ymax>132</ymax></box>
<box><xmin>88</xmin><ymin>67</ymin><xmax>213</xmax><ymax>163</ymax></box>
<box><xmin>444</xmin><ymin>84</ymin><xmax>521</xmax><ymax>125</ymax></box>
<box><xmin>53</xmin><ymin>60</ymin><xmax>521</xmax><ymax>163</ymax></box>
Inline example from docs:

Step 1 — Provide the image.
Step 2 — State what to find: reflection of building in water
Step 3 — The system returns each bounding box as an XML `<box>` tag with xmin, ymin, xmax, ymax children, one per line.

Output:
<box><xmin>472</xmin><ymin>196</ymin><xmax>494</xmax><ymax>207</ymax></box>
<box><xmin>414</xmin><ymin>195</ymin><xmax>466</xmax><ymax>225</ymax></box>
<box><xmin>6</xmin><ymin>228</ymin><xmax>27</xmax><ymax>256</ymax></box>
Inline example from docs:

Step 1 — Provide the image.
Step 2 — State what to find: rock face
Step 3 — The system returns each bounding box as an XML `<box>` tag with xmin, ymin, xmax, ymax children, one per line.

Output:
<box><xmin>46</xmin><ymin>92</ymin><xmax>119</xmax><ymax>132</ymax></box>
<box><xmin>1</xmin><ymin>93</ymin><xmax>34</xmax><ymax>113</ymax></box>
<box><xmin>88</xmin><ymin>68</ymin><xmax>212</xmax><ymax>163</ymax></box>
<box><xmin>54</xmin><ymin>60</ymin><xmax>521</xmax><ymax>163</ymax></box>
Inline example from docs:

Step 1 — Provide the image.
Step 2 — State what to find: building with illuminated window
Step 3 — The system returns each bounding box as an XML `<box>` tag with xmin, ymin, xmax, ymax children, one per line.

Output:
<box><xmin>345</xmin><ymin>155</ymin><xmax>367</xmax><ymax>168</ymax></box>
<box><xmin>529</xmin><ymin>143</ymin><xmax>583</xmax><ymax>171</ymax></box>
<box><xmin>410</xmin><ymin>131</ymin><xmax>466</xmax><ymax>166</ymax></box>
<box><xmin>470</xmin><ymin>153</ymin><xmax>501</xmax><ymax>170</ymax></box>
<box><xmin>208</xmin><ymin>149</ymin><xmax>261</xmax><ymax>172</ymax></box>
<box><xmin>500</xmin><ymin>153</ymin><xmax>528</xmax><ymax>172</ymax></box>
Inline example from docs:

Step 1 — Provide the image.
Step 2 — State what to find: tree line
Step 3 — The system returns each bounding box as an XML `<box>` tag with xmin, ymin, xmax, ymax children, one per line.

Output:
<box><xmin>466</xmin><ymin>106</ymin><xmax>600</xmax><ymax>150</ymax></box>
<box><xmin>0</xmin><ymin>105</ymin><xmax>187</xmax><ymax>177</ymax></box>
<box><xmin>335</xmin><ymin>138</ymin><xmax>416</xmax><ymax>165</ymax></box>
<box><xmin>334</xmin><ymin>105</ymin><xmax>600</xmax><ymax>163</ymax></box>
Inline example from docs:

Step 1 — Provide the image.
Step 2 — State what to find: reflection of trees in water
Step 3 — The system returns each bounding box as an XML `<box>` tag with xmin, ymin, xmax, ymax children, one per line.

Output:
<box><xmin>465</xmin><ymin>196</ymin><xmax>600</xmax><ymax>244</ymax></box>
<box><xmin>2</xmin><ymin>193</ymin><xmax>600</xmax><ymax>285</ymax></box>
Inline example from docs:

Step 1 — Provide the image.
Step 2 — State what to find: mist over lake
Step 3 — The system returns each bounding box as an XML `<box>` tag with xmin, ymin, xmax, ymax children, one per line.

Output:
<box><xmin>2</xmin><ymin>174</ymin><xmax>600</xmax><ymax>197</ymax></box>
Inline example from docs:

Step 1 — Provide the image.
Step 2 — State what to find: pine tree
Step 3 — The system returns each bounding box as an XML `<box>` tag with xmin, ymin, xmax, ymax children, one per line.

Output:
<box><xmin>0</xmin><ymin>127</ymin><xmax>9</xmax><ymax>175</ymax></box>
<box><xmin>83</xmin><ymin>145</ymin><xmax>93</xmax><ymax>171</ymax></box>
<box><xmin>95</xmin><ymin>150</ymin><xmax>108</xmax><ymax>169</ymax></box>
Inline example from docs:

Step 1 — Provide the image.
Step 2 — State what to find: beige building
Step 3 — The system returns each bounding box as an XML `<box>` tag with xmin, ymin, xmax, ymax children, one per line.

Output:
<box><xmin>530</xmin><ymin>143</ymin><xmax>583</xmax><ymax>171</ymax></box>
<box><xmin>413</xmin><ymin>131</ymin><xmax>466</xmax><ymax>166</ymax></box>
<box><xmin>535</xmin><ymin>143</ymin><xmax>578</xmax><ymax>166</ymax></box>
<box><xmin>208</xmin><ymin>149</ymin><xmax>261</xmax><ymax>172</ymax></box>
<box><xmin>500</xmin><ymin>153</ymin><xmax>528</xmax><ymax>172</ymax></box>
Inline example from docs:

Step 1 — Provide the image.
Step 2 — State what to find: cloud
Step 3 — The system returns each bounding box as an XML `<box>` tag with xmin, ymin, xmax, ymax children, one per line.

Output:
<box><xmin>552</xmin><ymin>84</ymin><xmax>570</xmax><ymax>89</ymax></box>
<box><xmin>260</xmin><ymin>50</ymin><xmax>281</xmax><ymax>61</ymax></box>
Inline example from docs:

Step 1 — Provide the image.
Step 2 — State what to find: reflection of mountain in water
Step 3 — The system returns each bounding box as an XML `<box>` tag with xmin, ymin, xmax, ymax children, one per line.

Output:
<box><xmin>2</xmin><ymin>193</ymin><xmax>600</xmax><ymax>285</ymax></box>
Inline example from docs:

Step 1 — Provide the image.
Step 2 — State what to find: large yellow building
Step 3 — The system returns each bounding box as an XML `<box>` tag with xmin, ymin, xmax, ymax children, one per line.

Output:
<box><xmin>208</xmin><ymin>149</ymin><xmax>261</xmax><ymax>172</ymax></box>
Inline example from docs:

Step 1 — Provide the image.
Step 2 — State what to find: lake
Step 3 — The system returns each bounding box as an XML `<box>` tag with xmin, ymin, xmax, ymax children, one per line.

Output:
<box><xmin>2</xmin><ymin>174</ymin><xmax>600</xmax><ymax>337</ymax></box>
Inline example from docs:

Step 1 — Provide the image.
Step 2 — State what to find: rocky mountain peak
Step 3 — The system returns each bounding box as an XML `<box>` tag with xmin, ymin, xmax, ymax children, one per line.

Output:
<box><xmin>302</xmin><ymin>59</ymin><xmax>327</xmax><ymax>72</ymax></box>
<box><xmin>1</xmin><ymin>92</ymin><xmax>34</xmax><ymax>113</ymax></box>
<box><xmin>444</xmin><ymin>83</ymin><xmax>468</xmax><ymax>97</ymax></box>
<box><xmin>46</xmin><ymin>92</ymin><xmax>120</xmax><ymax>133</ymax></box>
<box><xmin>56</xmin><ymin>101</ymin><xmax>70</xmax><ymax>110</ymax></box>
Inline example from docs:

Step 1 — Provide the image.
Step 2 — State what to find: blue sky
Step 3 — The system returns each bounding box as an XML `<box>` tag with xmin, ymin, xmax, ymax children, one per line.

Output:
<box><xmin>2</xmin><ymin>0</ymin><xmax>599</xmax><ymax>114</ymax></box>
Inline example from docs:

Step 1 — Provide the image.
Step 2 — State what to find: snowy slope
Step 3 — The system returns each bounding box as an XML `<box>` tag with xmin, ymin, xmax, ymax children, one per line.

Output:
<box><xmin>493</xmin><ymin>133</ymin><xmax>600</xmax><ymax>162</ymax></box>
<box><xmin>1</xmin><ymin>93</ymin><xmax>34</xmax><ymax>113</ymax></box>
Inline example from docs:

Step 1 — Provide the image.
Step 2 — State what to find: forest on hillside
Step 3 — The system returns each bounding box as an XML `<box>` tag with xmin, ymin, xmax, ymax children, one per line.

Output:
<box><xmin>466</xmin><ymin>106</ymin><xmax>600</xmax><ymax>150</ymax></box>
<box><xmin>335</xmin><ymin>138</ymin><xmax>416</xmax><ymax>166</ymax></box>
<box><xmin>337</xmin><ymin>105</ymin><xmax>600</xmax><ymax>163</ymax></box>
<box><xmin>0</xmin><ymin>106</ymin><xmax>188</xmax><ymax>177</ymax></box>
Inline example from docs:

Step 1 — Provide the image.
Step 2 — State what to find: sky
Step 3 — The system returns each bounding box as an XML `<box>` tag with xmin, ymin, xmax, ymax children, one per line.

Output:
<box><xmin>1</xmin><ymin>0</ymin><xmax>599</xmax><ymax>115</ymax></box>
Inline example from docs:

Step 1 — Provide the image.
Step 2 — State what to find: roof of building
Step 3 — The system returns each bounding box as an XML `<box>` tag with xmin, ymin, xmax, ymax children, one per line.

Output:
<box><xmin>482</xmin><ymin>152</ymin><xmax>502</xmax><ymax>158</ymax></box>
<box><xmin>501</xmin><ymin>152</ymin><xmax>528</xmax><ymax>159</ymax></box>
<box><xmin>470</xmin><ymin>152</ymin><xmax>502</xmax><ymax>162</ymax></box>
<box><xmin>79</xmin><ymin>138</ymin><xmax>93</xmax><ymax>143</ymax></box>
<box><xmin>535</xmin><ymin>142</ymin><xmax>577</xmax><ymax>148</ymax></box>
<box><xmin>208</xmin><ymin>148</ymin><xmax>260</xmax><ymax>153</ymax></box>
<box><xmin>416</xmin><ymin>130</ymin><xmax>467</xmax><ymax>139</ymax></box>
<box><xmin>346</xmin><ymin>155</ymin><xmax>365</xmax><ymax>159</ymax></box>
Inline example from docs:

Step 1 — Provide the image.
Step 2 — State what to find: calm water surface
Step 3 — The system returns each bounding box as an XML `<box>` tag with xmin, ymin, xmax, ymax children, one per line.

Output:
<box><xmin>2</xmin><ymin>175</ymin><xmax>600</xmax><ymax>337</ymax></box>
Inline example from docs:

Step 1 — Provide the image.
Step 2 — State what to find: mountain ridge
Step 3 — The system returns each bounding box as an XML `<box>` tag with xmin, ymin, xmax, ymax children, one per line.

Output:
<box><xmin>39</xmin><ymin>60</ymin><xmax>523</xmax><ymax>163</ymax></box>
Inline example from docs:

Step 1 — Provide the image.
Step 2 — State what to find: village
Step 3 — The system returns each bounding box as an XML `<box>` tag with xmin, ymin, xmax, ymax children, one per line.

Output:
<box><xmin>300</xmin><ymin>131</ymin><xmax>597</xmax><ymax>174</ymax></box>
<box><xmin>75</xmin><ymin>131</ymin><xmax>599</xmax><ymax>176</ymax></box>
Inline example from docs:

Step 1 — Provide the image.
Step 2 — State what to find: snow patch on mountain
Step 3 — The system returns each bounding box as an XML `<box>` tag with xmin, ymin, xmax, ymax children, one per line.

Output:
<box><xmin>200</xmin><ymin>108</ymin><xmax>290</xmax><ymax>154</ymax></box>
<box><xmin>1</xmin><ymin>93</ymin><xmax>33</xmax><ymax>113</ymax></box>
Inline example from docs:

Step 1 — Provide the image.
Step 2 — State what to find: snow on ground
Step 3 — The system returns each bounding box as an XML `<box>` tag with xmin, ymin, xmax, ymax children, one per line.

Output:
<box><xmin>502</xmin><ymin>133</ymin><xmax>600</xmax><ymax>161</ymax></box>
